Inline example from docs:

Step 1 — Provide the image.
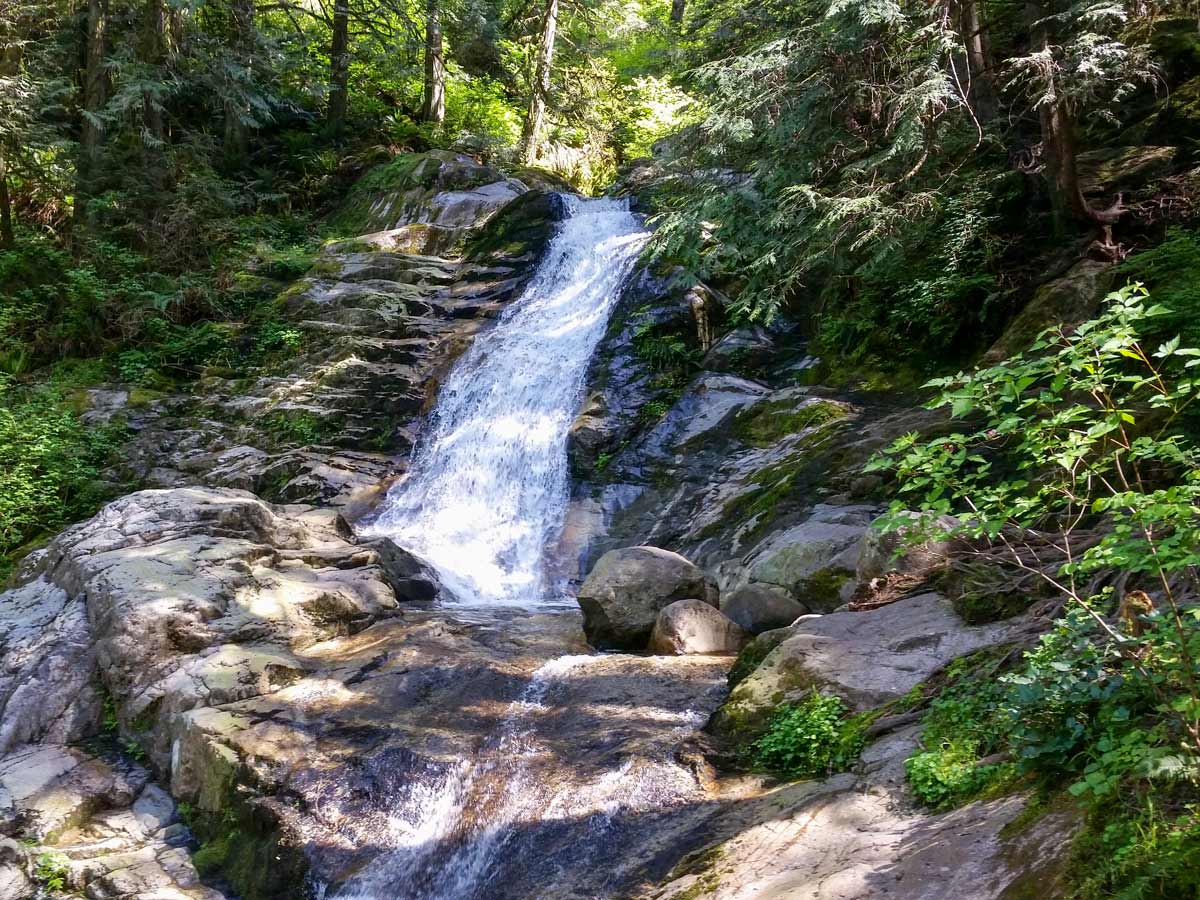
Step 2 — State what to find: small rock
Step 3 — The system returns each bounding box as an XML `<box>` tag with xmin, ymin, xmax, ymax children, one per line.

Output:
<box><xmin>132</xmin><ymin>785</ymin><xmax>176</xmax><ymax>835</ymax></box>
<box><xmin>650</xmin><ymin>600</ymin><xmax>748</xmax><ymax>655</ymax></box>
<box><xmin>577</xmin><ymin>547</ymin><xmax>719</xmax><ymax>651</ymax></box>
<box><xmin>721</xmin><ymin>583</ymin><xmax>808</xmax><ymax>634</ymax></box>
<box><xmin>0</xmin><ymin>838</ymin><xmax>32</xmax><ymax>900</ymax></box>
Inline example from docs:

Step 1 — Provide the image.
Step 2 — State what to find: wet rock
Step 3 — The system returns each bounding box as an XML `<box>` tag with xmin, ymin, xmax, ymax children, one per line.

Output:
<box><xmin>710</xmin><ymin>592</ymin><xmax>1021</xmax><ymax>740</ymax></box>
<box><xmin>856</xmin><ymin>510</ymin><xmax>958</xmax><ymax>584</ymax></box>
<box><xmin>741</xmin><ymin>504</ymin><xmax>875</xmax><ymax>612</ymax></box>
<box><xmin>701</xmin><ymin>326</ymin><xmax>776</xmax><ymax>375</ymax></box>
<box><xmin>360</xmin><ymin>536</ymin><xmax>442</xmax><ymax>602</ymax></box>
<box><xmin>650</xmin><ymin>599</ymin><xmax>748</xmax><ymax>656</ymax></box>
<box><xmin>577</xmin><ymin>547</ymin><xmax>719</xmax><ymax>650</ymax></box>
<box><xmin>720</xmin><ymin>583</ymin><xmax>808</xmax><ymax>634</ymax></box>
<box><xmin>984</xmin><ymin>258</ymin><xmax>1114</xmax><ymax>364</ymax></box>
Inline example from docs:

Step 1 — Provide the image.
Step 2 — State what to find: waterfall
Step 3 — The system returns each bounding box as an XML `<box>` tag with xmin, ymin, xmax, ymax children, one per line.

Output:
<box><xmin>361</xmin><ymin>196</ymin><xmax>648</xmax><ymax>606</ymax></box>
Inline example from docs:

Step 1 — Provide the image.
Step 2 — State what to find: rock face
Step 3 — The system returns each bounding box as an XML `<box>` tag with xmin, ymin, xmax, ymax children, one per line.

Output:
<box><xmin>647</xmin><ymin>727</ymin><xmax>1080</xmax><ymax>900</ymax></box>
<box><xmin>720</xmin><ymin>582</ymin><xmax>807</xmax><ymax>634</ymax></box>
<box><xmin>109</xmin><ymin>151</ymin><xmax>568</xmax><ymax>519</ymax></box>
<box><xmin>577</xmin><ymin>547</ymin><xmax>719</xmax><ymax>650</ymax></box>
<box><xmin>650</xmin><ymin>599</ymin><xmax>747</xmax><ymax>656</ymax></box>
<box><xmin>710</xmin><ymin>592</ymin><xmax>1022</xmax><ymax>740</ymax></box>
<box><xmin>983</xmin><ymin>258</ymin><xmax>1114</xmax><ymax>363</ymax></box>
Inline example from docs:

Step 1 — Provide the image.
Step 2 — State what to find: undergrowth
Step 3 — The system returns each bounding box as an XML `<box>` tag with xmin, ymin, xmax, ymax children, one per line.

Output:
<box><xmin>748</xmin><ymin>692</ymin><xmax>874</xmax><ymax>780</ymax></box>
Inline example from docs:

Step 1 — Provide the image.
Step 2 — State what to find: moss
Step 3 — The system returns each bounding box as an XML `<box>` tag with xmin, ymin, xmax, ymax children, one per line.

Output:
<box><xmin>310</xmin><ymin>257</ymin><xmax>344</xmax><ymax>278</ymax></box>
<box><xmin>127</xmin><ymin>387</ymin><xmax>165</xmax><ymax>408</ymax></box>
<box><xmin>662</xmin><ymin>844</ymin><xmax>725</xmax><ymax>899</ymax></box>
<box><xmin>796</xmin><ymin>565</ymin><xmax>854</xmax><ymax>613</ymax></box>
<box><xmin>727</xmin><ymin>629</ymin><xmax>791</xmax><ymax>688</ymax></box>
<box><xmin>732</xmin><ymin>398</ymin><xmax>848</xmax><ymax>448</ymax></box>
<box><xmin>261</xmin><ymin>410</ymin><xmax>339</xmax><ymax>448</ymax></box>
<box><xmin>190</xmin><ymin>800</ymin><xmax>310</xmax><ymax>899</ymax></box>
<box><xmin>466</xmin><ymin>191</ymin><xmax>567</xmax><ymax>261</ymax></box>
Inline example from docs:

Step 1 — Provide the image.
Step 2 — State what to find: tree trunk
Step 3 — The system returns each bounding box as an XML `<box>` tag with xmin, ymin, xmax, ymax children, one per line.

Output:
<box><xmin>420</xmin><ymin>0</ymin><xmax>445</xmax><ymax>124</ymax></box>
<box><xmin>670</xmin><ymin>0</ymin><xmax>686</xmax><ymax>28</ymax></box>
<box><xmin>140</xmin><ymin>0</ymin><xmax>167</xmax><ymax>144</ymax></box>
<box><xmin>75</xmin><ymin>0</ymin><xmax>109</xmax><ymax>229</ymax></box>
<box><xmin>327</xmin><ymin>0</ymin><xmax>350</xmax><ymax>135</ymax></box>
<box><xmin>956</xmin><ymin>0</ymin><xmax>995</xmax><ymax>123</ymax></box>
<box><xmin>224</xmin><ymin>0</ymin><xmax>254</xmax><ymax>164</ymax></box>
<box><xmin>0</xmin><ymin>149</ymin><xmax>13</xmax><ymax>250</ymax></box>
<box><xmin>520</xmin><ymin>0</ymin><xmax>558</xmax><ymax>166</ymax></box>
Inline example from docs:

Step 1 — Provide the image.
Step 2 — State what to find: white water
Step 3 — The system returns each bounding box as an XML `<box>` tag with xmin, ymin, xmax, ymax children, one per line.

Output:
<box><xmin>360</xmin><ymin>197</ymin><xmax>649</xmax><ymax>607</ymax></box>
<box><xmin>329</xmin><ymin>656</ymin><xmax>705</xmax><ymax>900</ymax></box>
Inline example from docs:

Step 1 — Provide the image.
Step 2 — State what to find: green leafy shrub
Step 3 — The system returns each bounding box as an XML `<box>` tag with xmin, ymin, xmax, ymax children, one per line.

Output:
<box><xmin>0</xmin><ymin>378</ymin><xmax>124</xmax><ymax>573</ymax></box>
<box><xmin>867</xmin><ymin>285</ymin><xmax>1200</xmax><ymax>897</ymax></box>
<box><xmin>34</xmin><ymin>850</ymin><xmax>68</xmax><ymax>891</ymax></box>
<box><xmin>749</xmin><ymin>692</ymin><xmax>870</xmax><ymax>779</ymax></box>
<box><xmin>904</xmin><ymin>657</ymin><xmax>1015</xmax><ymax>808</ymax></box>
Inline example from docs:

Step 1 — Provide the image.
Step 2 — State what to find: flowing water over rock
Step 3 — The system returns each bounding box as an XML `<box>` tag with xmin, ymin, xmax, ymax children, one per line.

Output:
<box><xmin>327</xmin><ymin>198</ymin><xmax>729</xmax><ymax>900</ymax></box>
<box><xmin>362</xmin><ymin>197</ymin><xmax>649</xmax><ymax>607</ymax></box>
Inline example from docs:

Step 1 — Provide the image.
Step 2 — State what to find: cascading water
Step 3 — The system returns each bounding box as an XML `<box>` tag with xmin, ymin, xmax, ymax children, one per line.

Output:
<box><xmin>329</xmin><ymin>655</ymin><xmax>710</xmax><ymax>900</ymax></box>
<box><xmin>361</xmin><ymin>196</ymin><xmax>649</xmax><ymax>606</ymax></box>
<box><xmin>328</xmin><ymin>197</ymin><xmax>714</xmax><ymax>900</ymax></box>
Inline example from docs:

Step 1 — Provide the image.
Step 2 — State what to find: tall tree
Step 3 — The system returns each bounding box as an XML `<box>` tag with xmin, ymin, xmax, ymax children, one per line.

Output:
<box><xmin>139</xmin><ymin>0</ymin><xmax>167</xmax><ymax>145</ymax></box>
<box><xmin>0</xmin><ymin>150</ymin><xmax>12</xmax><ymax>249</ymax></box>
<box><xmin>670</xmin><ymin>0</ymin><xmax>686</xmax><ymax>27</ymax></box>
<box><xmin>0</xmin><ymin>17</ymin><xmax>17</xmax><ymax>249</ymax></box>
<box><xmin>223</xmin><ymin>0</ymin><xmax>254</xmax><ymax>163</ymax></box>
<box><xmin>520</xmin><ymin>0</ymin><xmax>557</xmax><ymax>165</ymax></box>
<box><xmin>75</xmin><ymin>0</ymin><xmax>109</xmax><ymax>228</ymax></box>
<box><xmin>954</xmin><ymin>0</ymin><xmax>994</xmax><ymax>123</ymax></box>
<box><xmin>420</xmin><ymin>0</ymin><xmax>445</xmax><ymax>124</ymax></box>
<box><xmin>327</xmin><ymin>0</ymin><xmax>350</xmax><ymax>135</ymax></box>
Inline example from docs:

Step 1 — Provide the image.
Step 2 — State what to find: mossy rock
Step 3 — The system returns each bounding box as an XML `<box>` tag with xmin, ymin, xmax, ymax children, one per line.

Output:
<box><xmin>732</xmin><ymin>398</ymin><xmax>849</xmax><ymax>448</ymax></box>
<box><xmin>797</xmin><ymin>565</ymin><xmax>854</xmax><ymax>613</ymax></box>
<box><xmin>727</xmin><ymin>627</ymin><xmax>794</xmax><ymax>688</ymax></box>
<box><xmin>466</xmin><ymin>190</ymin><xmax>569</xmax><ymax>262</ymax></box>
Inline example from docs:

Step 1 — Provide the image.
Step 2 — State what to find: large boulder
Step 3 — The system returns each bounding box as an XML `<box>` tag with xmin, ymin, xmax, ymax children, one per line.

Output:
<box><xmin>984</xmin><ymin>259</ymin><xmax>1114</xmax><ymax>364</ymax></box>
<box><xmin>577</xmin><ymin>547</ymin><xmax>719</xmax><ymax>650</ymax></box>
<box><xmin>650</xmin><ymin>599</ymin><xmax>748</xmax><ymax>656</ymax></box>
<box><xmin>709</xmin><ymin>592</ymin><xmax>1021</xmax><ymax>741</ymax></box>
<box><xmin>0</xmin><ymin>488</ymin><xmax>400</xmax><ymax>772</ymax></box>
<box><xmin>720</xmin><ymin>582</ymin><xmax>808</xmax><ymax>634</ymax></box>
<box><xmin>741</xmin><ymin>504</ymin><xmax>875</xmax><ymax>612</ymax></box>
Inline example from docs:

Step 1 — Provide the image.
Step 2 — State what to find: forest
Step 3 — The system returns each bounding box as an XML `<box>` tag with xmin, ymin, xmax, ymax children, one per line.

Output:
<box><xmin>4</xmin><ymin>0</ymin><xmax>1200</xmax><ymax>897</ymax></box>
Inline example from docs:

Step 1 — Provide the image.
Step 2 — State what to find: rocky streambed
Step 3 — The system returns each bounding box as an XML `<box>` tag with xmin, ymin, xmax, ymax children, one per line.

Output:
<box><xmin>0</xmin><ymin>151</ymin><xmax>1093</xmax><ymax>900</ymax></box>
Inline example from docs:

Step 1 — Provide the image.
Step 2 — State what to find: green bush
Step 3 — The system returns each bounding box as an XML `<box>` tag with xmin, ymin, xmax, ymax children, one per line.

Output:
<box><xmin>904</xmin><ymin>658</ymin><xmax>1015</xmax><ymax>808</ymax></box>
<box><xmin>0</xmin><ymin>378</ymin><xmax>124</xmax><ymax>572</ymax></box>
<box><xmin>867</xmin><ymin>285</ymin><xmax>1200</xmax><ymax>897</ymax></box>
<box><xmin>33</xmin><ymin>850</ymin><xmax>68</xmax><ymax>891</ymax></box>
<box><xmin>749</xmin><ymin>692</ymin><xmax>870</xmax><ymax>779</ymax></box>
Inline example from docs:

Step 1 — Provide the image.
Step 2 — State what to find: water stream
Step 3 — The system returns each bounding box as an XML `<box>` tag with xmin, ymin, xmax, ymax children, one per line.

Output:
<box><xmin>334</xmin><ymin>198</ymin><xmax>680</xmax><ymax>899</ymax></box>
<box><xmin>361</xmin><ymin>196</ymin><xmax>649</xmax><ymax>607</ymax></box>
